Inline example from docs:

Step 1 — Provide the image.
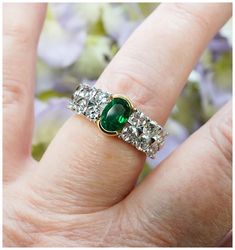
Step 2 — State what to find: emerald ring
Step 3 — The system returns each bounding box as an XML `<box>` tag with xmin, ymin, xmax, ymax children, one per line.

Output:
<box><xmin>68</xmin><ymin>83</ymin><xmax>167</xmax><ymax>158</ymax></box>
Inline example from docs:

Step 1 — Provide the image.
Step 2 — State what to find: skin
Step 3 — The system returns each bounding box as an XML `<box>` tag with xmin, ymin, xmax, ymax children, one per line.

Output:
<box><xmin>3</xmin><ymin>3</ymin><xmax>232</xmax><ymax>247</ymax></box>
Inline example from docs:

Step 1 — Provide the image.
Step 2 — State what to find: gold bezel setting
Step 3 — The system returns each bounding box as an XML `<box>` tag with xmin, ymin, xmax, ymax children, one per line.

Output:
<box><xmin>97</xmin><ymin>119</ymin><xmax>118</xmax><ymax>136</ymax></box>
<box><xmin>97</xmin><ymin>95</ymin><xmax>134</xmax><ymax>136</ymax></box>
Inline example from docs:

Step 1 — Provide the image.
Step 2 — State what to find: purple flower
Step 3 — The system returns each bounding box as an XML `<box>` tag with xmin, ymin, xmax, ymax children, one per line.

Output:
<box><xmin>37</xmin><ymin>5</ymin><xmax>86</xmax><ymax>68</ymax></box>
<box><xmin>102</xmin><ymin>3</ymin><xmax>143</xmax><ymax>46</ymax></box>
<box><xmin>196</xmin><ymin>62</ymin><xmax>231</xmax><ymax>112</ymax></box>
<box><xmin>208</xmin><ymin>34</ymin><xmax>231</xmax><ymax>62</ymax></box>
<box><xmin>33</xmin><ymin>98</ymin><xmax>72</xmax><ymax>145</ymax></box>
<box><xmin>147</xmin><ymin>119</ymin><xmax>188</xmax><ymax>168</ymax></box>
<box><xmin>51</xmin><ymin>3</ymin><xmax>102</xmax><ymax>33</ymax></box>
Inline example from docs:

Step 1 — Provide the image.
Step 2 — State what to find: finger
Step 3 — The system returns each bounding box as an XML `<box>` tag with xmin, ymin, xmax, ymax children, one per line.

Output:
<box><xmin>36</xmin><ymin>4</ymin><xmax>231</xmax><ymax>212</ymax></box>
<box><xmin>126</xmin><ymin>101</ymin><xmax>232</xmax><ymax>246</ymax></box>
<box><xmin>3</xmin><ymin>3</ymin><xmax>47</xmax><ymax>181</ymax></box>
<box><xmin>97</xmin><ymin>3</ymin><xmax>232</xmax><ymax>123</ymax></box>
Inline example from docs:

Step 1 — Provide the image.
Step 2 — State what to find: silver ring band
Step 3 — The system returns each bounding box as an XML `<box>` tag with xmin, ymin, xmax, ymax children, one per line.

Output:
<box><xmin>68</xmin><ymin>83</ymin><xmax>167</xmax><ymax>158</ymax></box>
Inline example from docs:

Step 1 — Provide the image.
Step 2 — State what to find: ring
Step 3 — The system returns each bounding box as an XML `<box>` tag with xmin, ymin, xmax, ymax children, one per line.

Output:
<box><xmin>68</xmin><ymin>83</ymin><xmax>167</xmax><ymax>158</ymax></box>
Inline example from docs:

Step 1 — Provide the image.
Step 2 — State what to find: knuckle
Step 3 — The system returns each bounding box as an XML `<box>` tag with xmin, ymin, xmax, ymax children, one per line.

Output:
<box><xmin>103</xmin><ymin>58</ymin><xmax>163</xmax><ymax>116</ymax></box>
<box><xmin>3</xmin><ymin>185</ymin><xmax>37</xmax><ymax>246</ymax></box>
<box><xmin>3</xmin><ymin>24</ymin><xmax>34</xmax><ymax>109</ymax></box>
<box><xmin>4</xmin><ymin>21</ymin><xmax>35</xmax><ymax>48</ymax></box>
<box><xmin>3</xmin><ymin>77</ymin><xmax>28</xmax><ymax>108</ymax></box>
<box><xmin>110</xmin><ymin>70</ymin><xmax>154</xmax><ymax>108</ymax></box>
<box><xmin>122</xmin><ymin>200</ymin><xmax>178</xmax><ymax>246</ymax></box>
<box><xmin>4</xmin><ymin>181</ymin><xmax>70</xmax><ymax>247</ymax></box>
<box><xmin>207</xmin><ymin>113</ymin><xmax>232</xmax><ymax>168</ymax></box>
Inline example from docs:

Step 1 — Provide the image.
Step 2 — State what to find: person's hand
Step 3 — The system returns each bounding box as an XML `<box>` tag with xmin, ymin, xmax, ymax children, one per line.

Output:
<box><xmin>3</xmin><ymin>3</ymin><xmax>232</xmax><ymax>247</ymax></box>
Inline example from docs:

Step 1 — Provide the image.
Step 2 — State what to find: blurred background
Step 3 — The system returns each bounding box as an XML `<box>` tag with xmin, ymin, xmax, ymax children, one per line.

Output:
<box><xmin>33</xmin><ymin>3</ymin><xmax>232</xmax><ymax>181</ymax></box>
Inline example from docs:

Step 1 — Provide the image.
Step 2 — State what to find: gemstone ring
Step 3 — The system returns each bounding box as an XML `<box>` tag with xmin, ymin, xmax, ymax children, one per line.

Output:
<box><xmin>68</xmin><ymin>83</ymin><xmax>167</xmax><ymax>158</ymax></box>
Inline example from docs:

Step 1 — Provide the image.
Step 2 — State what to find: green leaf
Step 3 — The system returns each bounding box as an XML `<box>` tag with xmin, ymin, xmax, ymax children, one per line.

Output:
<box><xmin>32</xmin><ymin>143</ymin><xmax>47</xmax><ymax>161</ymax></box>
<box><xmin>200</xmin><ymin>49</ymin><xmax>213</xmax><ymax>69</ymax></box>
<box><xmin>172</xmin><ymin>82</ymin><xmax>203</xmax><ymax>132</ymax></box>
<box><xmin>37</xmin><ymin>90</ymin><xmax>66</xmax><ymax>101</ymax></box>
<box><xmin>213</xmin><ymin>52</ymin><xmax>232</xmax><ymax>90</ymax></box>
<box><xmin>73</xmin><ymin>35</ymin><xmax>115</xmax><ymax>80</ymax></box>
<box><xmin>137</xmin><ymin>163</ymin><xmax>152</xmax><ymax>184</ymax></box>
<box><xmin>89</xmin><ymin>15</ymin><xmax>106</xmax><ymax>36</ymax></box>
<box><xmin>138</xmin><ymin>3</ymin><xmax>159</xmax><ymax>16</ymax></box>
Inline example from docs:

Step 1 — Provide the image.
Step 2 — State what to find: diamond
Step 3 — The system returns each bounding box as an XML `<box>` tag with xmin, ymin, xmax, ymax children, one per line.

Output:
<box><xmin>149</xmin><ymin>136</ymin><xmax>160</xmax><ymax>151</ymax></box>
<box><xmin>89</xmin><ymin>88</ymin><xmax>98</xmax><ymax>99</ymax></box>
<box><xmin>128</xmin><ymin>110</ymin><xmax>148</xmax><ymax>129</ymax></box>
<box><xmin>75</xmin><ymin>99</ymin><xmax>87</xmax><ymax>114</ymax></box>
<box><xmin>137</xmin><ymin>134</ymin><xmax>152</xmax><ymax>151</ymax></box>
<box><xmin>67</xmin><ymin>101</ymin><xmax>76</xmax><ymax>111</ymax></box>
<box><xmin>143</xmin><ymin>120</ymin><xmax>159</xmax><ymax>136</ymax></box>
<box><xmin>145</xmin><ymin>147</ymin><xmax>156</xmax><ymax>158</ymax></box>
<box><xmin>85</xmin><ymin>105</ymin><xmax>100</xmax><ymax>121</ymax></box>
<box><xmin>72</xmin><ymin>84</ymin><xmax>82</xmax><ymax>99</ymax></box>
<box><xmin>94</xmin><ymin>90</ymin><xmax>111</xmax><ymax>105</ymax></box>
<box><xmin>74</xmin><ymin>84</ymin><xmax>97</xmax><ymax>100</ymax></box>
<box><xmin>72</xmin><ymin>90</ymin><xmax>81</xmax><ymax>100</ymax></box>
<box><xmin>120</xmin><ymin>125</ymin><xmax>139</xmax><ymax>144</ymax></box>
<box><xmin>79</xmin><ymin>86</ymin><xmax>91</xmax><ymax>98</ymax></box>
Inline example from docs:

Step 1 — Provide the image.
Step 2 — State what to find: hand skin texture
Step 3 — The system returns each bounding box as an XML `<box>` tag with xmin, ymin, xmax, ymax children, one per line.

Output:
<box><xmin>3</xmin><ymin>3</ymin><xmax>232</xmax><ymax>247</ymax></box>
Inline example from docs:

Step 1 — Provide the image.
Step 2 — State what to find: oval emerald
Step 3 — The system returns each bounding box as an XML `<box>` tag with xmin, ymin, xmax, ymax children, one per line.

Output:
<box><xmin>100</xmin><ymin>97</ymin><xmax>132</xmax><ymax>134</ymax></box>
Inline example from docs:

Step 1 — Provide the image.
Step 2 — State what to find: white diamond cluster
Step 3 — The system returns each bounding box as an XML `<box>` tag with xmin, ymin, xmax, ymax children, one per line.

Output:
<box><xmin>119</xmin><ymin>110</ymin><xmax>167</xmax><ymax>158</ymax></box>
<box><xmin>68</xmin><ymin>83</ymin><xmax>111</xmax><ymax>122</ymax></box>
<box><xmin>68</xmin><ymin>83</ymin><xmax>167</xmax><ymax>159</ymax></box>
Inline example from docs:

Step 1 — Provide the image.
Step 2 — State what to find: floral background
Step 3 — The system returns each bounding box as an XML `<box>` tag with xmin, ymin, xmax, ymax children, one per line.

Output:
<box><xmin>33</xmin><ymin>3</ymin><xmax>232</xmax><ymax>181</ymax></box>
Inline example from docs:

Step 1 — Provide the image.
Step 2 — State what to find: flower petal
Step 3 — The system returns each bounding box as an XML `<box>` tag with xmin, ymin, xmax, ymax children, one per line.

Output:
<box><xmin>33</xmin><ymin>98</ymin><xmax>72</xmax><ymax>145</ymax></box>
<box><xmin>38</xmin><ymin>5</ymin><xmax>86</xmax><ymax>68</ymax></box>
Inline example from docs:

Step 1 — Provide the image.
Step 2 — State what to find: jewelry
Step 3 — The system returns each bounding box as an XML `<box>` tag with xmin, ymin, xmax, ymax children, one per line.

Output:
<box><xmin>68</xmin><ymin>83</ymin><xmax>167</xmax><ymax>158</ymax></box>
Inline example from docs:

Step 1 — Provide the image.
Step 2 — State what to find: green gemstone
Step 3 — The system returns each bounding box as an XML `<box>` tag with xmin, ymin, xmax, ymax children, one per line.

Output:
<box><xmin>100</xmin><ymin>97</ymin><xmax>132</xmax><ymax>133</ymax></box>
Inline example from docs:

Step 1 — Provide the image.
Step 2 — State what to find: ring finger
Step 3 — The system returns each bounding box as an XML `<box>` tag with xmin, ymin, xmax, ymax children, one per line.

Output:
<box><xmin>33</xmin><ymin>3</ymin><xmax>231</xmax><ymax>213</ymax></box>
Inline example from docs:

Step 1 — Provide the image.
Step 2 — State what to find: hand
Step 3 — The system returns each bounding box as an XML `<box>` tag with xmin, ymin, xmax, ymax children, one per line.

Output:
<box><xmin>3</xmin><ymin>3</ymin><xmax>232</xmax><ymax>247</ymax></box>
